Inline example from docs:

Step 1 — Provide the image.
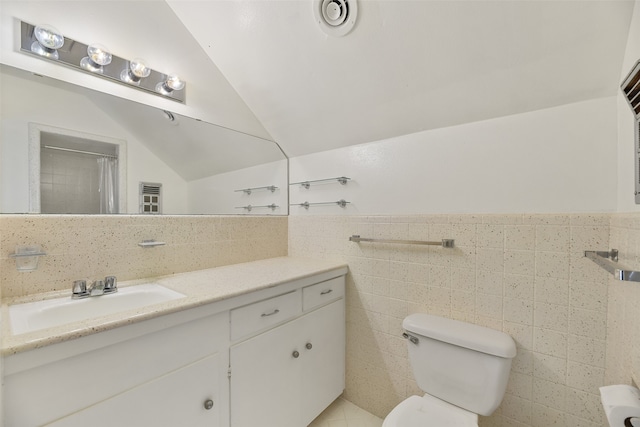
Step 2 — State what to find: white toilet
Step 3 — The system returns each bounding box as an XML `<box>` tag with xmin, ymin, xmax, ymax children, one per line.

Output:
<box><xmin>383</xmin><ymin>313</ymin><xmax>517</xmax><ymax>427</ymax></box>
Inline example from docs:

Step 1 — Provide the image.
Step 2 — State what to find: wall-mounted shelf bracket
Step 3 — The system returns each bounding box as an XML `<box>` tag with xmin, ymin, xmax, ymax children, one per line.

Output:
<box><xmin>291</xmin><ymin>200</ymin><xmax>350</xmax><ymax>209</ymax></box>
<box><xmin>584</xmin><ymin>249</ymin><xmax>640</xmax><ymax>282</ymax></box>
<box><xmin>234</xmin><ymin>185</ymin><xmax>278</xmax><ymax>195</ymax></box>
<box><xmin>235</xmin><ymin>204</ymin><xmax>278</xmax><ymax>212</ymax></box>
<box><xmin>290</xmin><ymin>176</ymin><xmax>351</xmax><ymax>189</ymax></box>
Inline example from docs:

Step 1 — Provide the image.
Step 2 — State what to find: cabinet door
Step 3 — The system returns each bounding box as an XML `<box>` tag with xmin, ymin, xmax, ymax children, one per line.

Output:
<box><xmin>300</xmin><ymin>300</ymin><xmax>346</xmax><ymax>426</ymax></box>
<box><xmin>230</xmin><ymin>318</ymin><xmax>302</xmax><ymax>427</ymax></box>
<box><xmin>46</xmin><ymin>354</ymin><xmax>221</xmax><ymax>427</ymax></box>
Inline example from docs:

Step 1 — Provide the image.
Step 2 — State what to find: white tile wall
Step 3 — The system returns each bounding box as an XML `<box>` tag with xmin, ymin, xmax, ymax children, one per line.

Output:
<box><xmin>606</xmin><ymin>214</ymin><xmax>640</xmax><ymax>388</ymax></box>
<box><xmin>289</xmin><ymin>213</ymin><xmax>613</xmax><ymax>427</ymax></box>
<box><xmin>40</xmin><ymin>150</ymin><xmax>101</xmax><ymax>214</ymax></box>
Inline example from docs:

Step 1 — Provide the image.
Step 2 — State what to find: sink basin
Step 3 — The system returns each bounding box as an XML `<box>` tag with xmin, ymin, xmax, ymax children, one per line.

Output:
<box><xmin>8</xmin><ymin>283</ymin><xmax>185</xmax><ymax>335</ymax></box>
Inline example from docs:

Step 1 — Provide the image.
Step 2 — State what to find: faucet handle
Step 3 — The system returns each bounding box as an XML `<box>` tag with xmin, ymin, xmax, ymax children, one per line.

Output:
<box><xmin>104</xmin><ymin>276</ymin><xmax>118</xmax><ymax>293</ymax></box>
<box><xmin>72</xmin><ymin>280</ymin><xmax>89</xmax><ymax>299</ymax></box>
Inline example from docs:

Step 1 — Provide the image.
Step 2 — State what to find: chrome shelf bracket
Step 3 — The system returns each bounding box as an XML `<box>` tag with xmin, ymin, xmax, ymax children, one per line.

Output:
<box><xmin>290</xmin><ymin>200</ymin><xmax>350</xmax><ymax>209</ymax></box>
<box><xmin>235</xmin><ymin>204</ymin><xmax>278</xmax><ymax>212</ymax></box>
<box><xmin>234</xmin><ymin>185</ymin><xmax>278</xmax><ymax>195</ymax></box>
<box><xmin>290</xmin><ymin>176</ymin><xmax>351</xmax><ymax>189</ymax></box>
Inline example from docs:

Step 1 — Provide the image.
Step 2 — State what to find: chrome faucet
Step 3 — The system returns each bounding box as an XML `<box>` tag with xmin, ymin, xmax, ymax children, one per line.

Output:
<box><xmin>104</xmin><ymin>276</ymin><xmax>118</xmax><ymax>294</ymax></box>
<box><xmin>89</xmin><ymin>280</ymin><xmax>105</xmax><ymax>296</ymax></box>
<box><xmin>71</xmin><ymin>276</ymin><xmax>118</xmax><ymax>299</ymax></box>
<box><xmin>72</xmin><ymin>280</ymin><xmax>89</xmax><ymax>299</ymax></box>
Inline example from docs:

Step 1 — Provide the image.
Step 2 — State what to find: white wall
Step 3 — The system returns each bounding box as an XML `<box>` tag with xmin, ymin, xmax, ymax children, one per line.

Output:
<box><xmin>0</xmin><ymin>68</ymin><xmax>189</xmax><ymax>214</ymax></box>
<box><xmin>617</xmin><ymin>0</ymin><xmax>640</xmax><ymax>213</ymax></box>
<box><xmin>188</xmin><ymin>160</ymin><xmax>288</xmax><ymax>215</ymax></box>
<box><xmin>290</xmin><ymin>97</ymin><xmax>618</xmax><ymax>215</ymax></box>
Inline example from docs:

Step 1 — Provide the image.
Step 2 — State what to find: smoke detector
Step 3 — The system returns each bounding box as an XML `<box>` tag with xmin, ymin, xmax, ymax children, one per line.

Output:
<box><xmin>314</xmin><ymin>0</ymin><xmax>358</xmax><ymax>37</ymax></box>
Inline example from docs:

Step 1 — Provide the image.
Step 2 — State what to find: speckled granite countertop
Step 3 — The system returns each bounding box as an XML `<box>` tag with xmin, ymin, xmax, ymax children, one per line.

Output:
<box><xmin>1</xmin><ymin>257</ymin><xmax>348</xmax><ymax>356</ymax></box>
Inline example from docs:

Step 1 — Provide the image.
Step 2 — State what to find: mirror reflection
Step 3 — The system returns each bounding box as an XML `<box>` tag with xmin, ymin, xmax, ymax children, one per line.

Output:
<box><xmin>0</xmin><ymin>64</ymin><xmax>288</xmax><ymax>215</ymax></box>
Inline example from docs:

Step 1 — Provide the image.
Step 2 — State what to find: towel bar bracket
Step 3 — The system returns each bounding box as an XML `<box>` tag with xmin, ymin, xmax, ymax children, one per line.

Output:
<box><xmin>584</xmin><ymin>249</ymin><xmax>640</xmax><ymax>283</ymax></box>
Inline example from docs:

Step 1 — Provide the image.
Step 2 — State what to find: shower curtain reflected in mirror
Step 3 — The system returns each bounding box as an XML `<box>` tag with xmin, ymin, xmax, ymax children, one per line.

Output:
<box><xmin>97</xmin><ymin>157</ymin><xmax>118</xmax><ymax>214</ymax></box>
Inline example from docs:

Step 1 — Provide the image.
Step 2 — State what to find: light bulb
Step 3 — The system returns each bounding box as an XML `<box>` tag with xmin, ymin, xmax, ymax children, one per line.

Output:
<box><xmin>120</xmin><ymin>58</ymin><xmax>150</xmax><ymax>85</ymax></box>
<box><xmin>30</xmin><ymin>24</ymin><xmax>64</xmax><ymax>59</ymax></box>
<box><xmin>156</xmin><ymin>74</ymin><xmax>185</xmax><ymax>95</ymax></box>
<box><xmin>80</xmin><ymin>44</ymin><xmax>112</xmax><ymax>73</ymax></box>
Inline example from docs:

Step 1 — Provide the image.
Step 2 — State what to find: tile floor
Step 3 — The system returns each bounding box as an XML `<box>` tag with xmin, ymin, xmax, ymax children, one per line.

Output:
<box><xmin>309</xmin><ymin>397</ymin><xmax>384</xmax><ymax>427</ymax></box>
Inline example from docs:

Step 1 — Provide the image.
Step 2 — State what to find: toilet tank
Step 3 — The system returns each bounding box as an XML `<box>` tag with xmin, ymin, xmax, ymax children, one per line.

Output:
<box><xmin>403</xmin><ymin>314</ymin><xmax>516</xmax><ymax>416</ymax></box>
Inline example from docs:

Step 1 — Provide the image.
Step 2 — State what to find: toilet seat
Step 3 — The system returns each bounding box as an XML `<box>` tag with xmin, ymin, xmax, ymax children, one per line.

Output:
<box><xmin>382</xmin><ymin>394</ymin><xmax>479</xmax><ymax>427</ymax></box>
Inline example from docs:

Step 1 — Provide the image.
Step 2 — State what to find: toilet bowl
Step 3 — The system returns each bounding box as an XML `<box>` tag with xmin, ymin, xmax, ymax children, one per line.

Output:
<box><xmin>382</xmin><ymin>394</ymin><xmax>478</xmax><ymax>427</ymax></box>
<box><xmin>382</xmin><ymin>314</ymin><xmax>516</xmax><ymax>427</ymax></box>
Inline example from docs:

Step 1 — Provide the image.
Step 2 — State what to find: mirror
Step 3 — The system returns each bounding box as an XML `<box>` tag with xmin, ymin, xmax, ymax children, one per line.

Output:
<box><xmin>0</xmin><ymin>64</ymin><xmax>288</xmax><ymax>215</ymax></box>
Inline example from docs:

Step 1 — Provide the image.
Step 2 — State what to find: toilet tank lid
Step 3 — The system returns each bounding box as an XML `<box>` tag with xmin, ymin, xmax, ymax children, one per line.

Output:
<box><xmin>403</xmin><ymin>314</ymin><xmax>516</xmax><ymax>358</ymax></box>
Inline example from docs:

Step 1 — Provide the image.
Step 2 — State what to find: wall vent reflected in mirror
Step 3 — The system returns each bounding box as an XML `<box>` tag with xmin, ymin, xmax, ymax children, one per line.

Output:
<box><xmin>37</xmin><ymin>130</ymin><xmax>123</xmax><ymax>214</ymax></box>
<box><xmin>139</xmin><ymin>182</ymin><xmax>162</xmax><ymax>214</ymax></box>
<box><xmin>621</xmin><ymin>59</ymin><xmax>640</xmax><ymax>204</ymax></box>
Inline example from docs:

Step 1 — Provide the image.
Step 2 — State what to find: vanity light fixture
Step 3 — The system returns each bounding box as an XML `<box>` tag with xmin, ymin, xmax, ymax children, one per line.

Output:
<box><xmin>80</xmin><ymin>44</ymin><xmax>112</xmax><ymax>73</ymax></box>
<box><xmin>19</xmin><ymin>21</ymin><xmax>186</xmax><ymax>103</ymax></box>
<box><xmin>120</xmin><ymin>58</ymin><xmax>151</xmax><ymax>85</ymax></box>
<box><xmin>30</xmin><ymin>24</ymin><xmax>65</xmax><ymax>59</ymax></box>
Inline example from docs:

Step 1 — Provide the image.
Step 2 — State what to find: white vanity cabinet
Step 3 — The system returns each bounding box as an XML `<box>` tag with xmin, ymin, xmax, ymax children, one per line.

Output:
<box><xmin>47</xmin><ymin>353</ymin><xmax>221</xmax><ymax>427</ymax></box>
<box><xmin>3</xmin><ymin>265</ymin><xmax>347</xmax><ymax>427</ymax></box>
<box><xmin>230</xmin><ymin>276</ymin><xmax>345</xmax><ymax>427</ymax></box>
<box><xmin>3</xmin><ymin>307</ymin><xmax>230</xmax><ymax>427</ymax></box>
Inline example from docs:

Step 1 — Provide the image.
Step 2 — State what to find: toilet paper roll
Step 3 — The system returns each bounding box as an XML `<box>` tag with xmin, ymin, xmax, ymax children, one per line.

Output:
<box><xmin>600</xmin><ymin>385</ymin><xmax>640</xmax><ymax>427</ymax></box>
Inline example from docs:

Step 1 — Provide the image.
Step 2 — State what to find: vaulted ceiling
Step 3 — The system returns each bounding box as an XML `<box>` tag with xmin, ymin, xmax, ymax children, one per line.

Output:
<box><xmin>167</xmin><ymin>0</ymin><xmax>635</xmax><ymax>157</ymax></box>
<box><xmin>1</xmin><ymin>1</ymin><xmax>636</xmax><ymax>162</ymax></box>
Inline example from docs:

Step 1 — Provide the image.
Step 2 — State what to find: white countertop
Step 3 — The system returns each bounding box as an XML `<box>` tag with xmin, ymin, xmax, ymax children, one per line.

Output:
<box><xmin>1</xmin><ymin>257</ymin><xmax>348</xmax><ymax>356</ymax></box>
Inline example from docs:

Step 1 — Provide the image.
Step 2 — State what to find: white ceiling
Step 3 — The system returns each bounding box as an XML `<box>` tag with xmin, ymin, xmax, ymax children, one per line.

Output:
<box><xmin>167</xmin><ymin>0</ymin><xmax>636</xmax><ymax>158</ymax></box>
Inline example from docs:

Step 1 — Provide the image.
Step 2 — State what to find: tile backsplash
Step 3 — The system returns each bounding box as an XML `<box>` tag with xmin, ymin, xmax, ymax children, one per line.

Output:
<box><xmin>607</xmin><ymin>214</ymin><xmax>640</xmax><ymax>389</ymax></box>
<box><xmin>289</xmin><ymin>213</ymin><xmax>614</xmax><ymax>427</ymax></box>
<box><xmin>0</xmin><ymin>215</ymin><xmax>288</xmax><ymax>298</ymax></box>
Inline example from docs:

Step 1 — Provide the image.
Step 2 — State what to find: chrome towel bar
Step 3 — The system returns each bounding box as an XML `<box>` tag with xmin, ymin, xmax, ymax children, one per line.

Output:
<box><xmin>349</xmin><ymin>235</ymin><xmax>455</xmax><ymax>248</ymax></box>
<box><xmin>584</xmin><ymin>249</ymin><xmax>640</xmax><ymax>282</ymax></box>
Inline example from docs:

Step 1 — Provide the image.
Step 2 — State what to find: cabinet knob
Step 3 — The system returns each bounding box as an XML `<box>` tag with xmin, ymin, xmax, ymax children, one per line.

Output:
<box><xmin>204</xmin><ymin>399</ymin><xmax>214</xmax><ymax>410</ymax></box>
<box><xmin>292</xmin><ymin>350</ymin><xmax>300</xmax><ymax>358</ymax></box>
<box><xmin>305</xmin><ymin>342</ymin><xmax>313</xmax><ymax>350</ymax></box>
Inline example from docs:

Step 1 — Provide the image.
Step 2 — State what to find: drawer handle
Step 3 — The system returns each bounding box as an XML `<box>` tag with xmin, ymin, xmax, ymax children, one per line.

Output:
<box><xmin>261</xmin><ymin>309</ymin><xmax>280</xmax><ymax>317</ymax></box>
<box><xmin>320</xmin><ymin>289</ymin><xmax>333</xmax><ymax>295</ymax></box>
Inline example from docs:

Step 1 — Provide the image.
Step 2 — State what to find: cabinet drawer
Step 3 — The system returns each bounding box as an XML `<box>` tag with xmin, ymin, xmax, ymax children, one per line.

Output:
<box><xmin>302</xmin><ymin>276</ymin><xmax>345</xmax><ymax>311</ymax></box>
<box><xmin>231</xmin><ymin>291</ymin><xmax>301</xmax><ymax>341</ymax></box>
